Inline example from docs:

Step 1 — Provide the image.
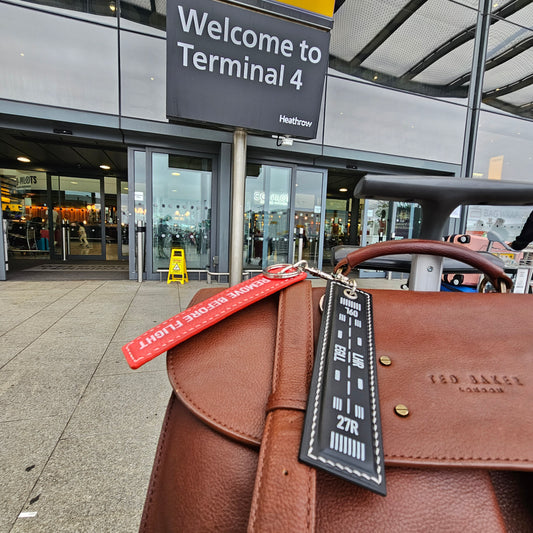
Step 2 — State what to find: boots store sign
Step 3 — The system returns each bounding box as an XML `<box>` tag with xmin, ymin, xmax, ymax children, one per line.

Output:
<box><xmin>166</xmin><ymin>0</ymin><xmax>331</xmax><ymax>139</ymax></box>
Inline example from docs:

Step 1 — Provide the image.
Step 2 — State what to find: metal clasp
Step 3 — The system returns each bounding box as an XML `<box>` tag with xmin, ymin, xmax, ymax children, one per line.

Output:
<box><xmin>263</xmin><ymin>260</ymin><xmax>358</xmax><ymax>298</ymax></box>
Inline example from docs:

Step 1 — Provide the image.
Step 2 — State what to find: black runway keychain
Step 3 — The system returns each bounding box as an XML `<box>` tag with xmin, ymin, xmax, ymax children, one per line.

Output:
<box><xmin>299</xmin><ymin>276</ymin><xmax>386</xmax><ymax>496</ymax></box>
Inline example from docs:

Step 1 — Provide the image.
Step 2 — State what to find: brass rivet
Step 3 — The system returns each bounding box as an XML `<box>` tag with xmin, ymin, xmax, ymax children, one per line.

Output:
<box><xmin>379</xmin><ymin>356</ymin><xmax>392</xmax><ymax>366</ymax></box>
<box><xmin>394</xmin><ymin>404</ymin><xmax>409</xmax><ymax>417</ymax></box>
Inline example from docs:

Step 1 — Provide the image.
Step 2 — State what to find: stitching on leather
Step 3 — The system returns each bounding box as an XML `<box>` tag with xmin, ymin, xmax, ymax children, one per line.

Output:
<box><xmin>385</xmin><ymin>453</ymin><xmax>532</xmax><ymax>463</ymax></box>
<box><xmin>268</xmin><ymin>396</ymin><xmax>307</xmax><ymax>405</ymax></box>
<box><xmin>307</xmin><ymin>467</ymin><xmax>314</xmax><ymax>532</ymax></box>
<box><xmin>139</xmin><ymin>393</ymin><xmax>175</xmax><ymax>530</ymax></box>
<box><xmin>305</xmin><ymin>284</ymin><xmax>313</xmax><ymax>387</ymax></box>
<box><xmin>248</xmin><ymin>413</ymin><xmax>273</xmax><ymax>530</ymax></box>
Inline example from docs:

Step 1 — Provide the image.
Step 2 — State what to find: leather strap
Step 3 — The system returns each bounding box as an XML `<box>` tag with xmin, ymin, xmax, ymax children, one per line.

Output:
<box><xmin>335</xmin><ymin>239</ymin><xmax>513</xmax><ymax>291</ymax></box>
<box><xmin>248</xmin><ymin>281</ymin><xmax>316</xmax><ymax>533</ymax></box>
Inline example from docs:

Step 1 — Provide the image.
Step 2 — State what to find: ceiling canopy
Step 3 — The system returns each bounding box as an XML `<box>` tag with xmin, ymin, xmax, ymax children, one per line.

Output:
<box><xmin>330</xmin><ymin>0</ymin><xmax>533</xmax><ymax>119</ymax></box>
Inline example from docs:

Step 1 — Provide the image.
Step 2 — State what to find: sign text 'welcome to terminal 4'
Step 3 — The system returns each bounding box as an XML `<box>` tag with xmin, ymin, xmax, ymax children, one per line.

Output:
<box><xmin>167</xmin><ymin>0</ymin><xmax>331</xmax><ymax>139</ymax></box>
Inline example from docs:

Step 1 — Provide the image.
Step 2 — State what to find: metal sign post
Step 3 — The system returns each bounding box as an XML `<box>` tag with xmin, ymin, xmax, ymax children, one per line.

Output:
<box><xmin>229</xmin><ymin>128</ymin><xmax>247</xmax><ymax>286</ymax></box>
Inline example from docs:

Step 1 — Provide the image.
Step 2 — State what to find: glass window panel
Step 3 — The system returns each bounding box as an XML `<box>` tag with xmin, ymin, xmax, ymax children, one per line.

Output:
<box><xmin>120</xmin><ymin>30</ymin><xmax>166</xmax><ymax>120</ymax></box>
<box><xmin>152</xmin><ymin>153</ymin><xmax>212</xmax><ymax>271</ymax></box>
<box><xmin>134</xmin><ymin>150</ymin><xmax>146</xmax><ymax>225</ymax></box>
<box><xmin>473</xmin><ymin>108</ymin><xmax>533</xmax><ymax>182</ymax></box>
<box><xmin>119</xmin><ymin>0</ymin><xmax>165</xmax><ymax>30</ymax></box>
<box><xmin>294</xmin><ymin>169</ymin><xmax>324</xmax><ymax>268</ymax></box>
<box><xmin>244</xmin><ymin>164</ymin><xmax>291</xmax><ymax>269</ymax></box>
<box><xmin>325</xmin><ymin>198</ymin><xmax>350</xmax><ymax>244</ymax></box>
<box><xmin>0</xmin><ymin>3</ymin><xmax>118</xmax><ymax>113</ymax></box>
<box><xmin>8</xmin><ymin>0</ymin><xmax>118</xmax><ymax>18</ymax></box>
<box><xmin>362</xmin><ymin>199</ymin><xmax>390</xmax><ymax>246</ymax></box>
<box><xmin>324</xmin><ymin>76</ymin><xmax>467</xmax><ymax>163</ymax></box>
<box><xmin>120</xmin><ymin>180</ymin><xmax>129</xmax><ymax>258</ymax></box>
<box><xmin>1</xmin><ymin>170</ymin><xmax>49</xmax><ymax>255</ymax></box>
<box><xmin>104</xmin><ymin>176</ymin><xmax>117</xmax><ymax>194</ymax></box>
<box><xmin>465</xmin><ymin>205</ymin><xmax>533</xmax><ymax>244</ymax></box>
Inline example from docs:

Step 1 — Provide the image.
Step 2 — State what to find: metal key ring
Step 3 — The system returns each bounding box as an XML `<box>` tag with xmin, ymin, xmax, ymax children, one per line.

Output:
<box><xmin>263</xmin><ymin>263</ymin><xmax>304</xmax><ymax>279</ymax></box>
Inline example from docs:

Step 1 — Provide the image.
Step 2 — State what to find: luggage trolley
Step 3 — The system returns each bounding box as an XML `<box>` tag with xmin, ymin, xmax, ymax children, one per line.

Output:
<box><xmin>479</xmin><ymin>245</ymin><xmax>533</xmax><ymax>293</ymax></box>
<box><xmin>333</xmin><ymin>176</ymin><xmax>533</xmax><ymax>292</ymax></box>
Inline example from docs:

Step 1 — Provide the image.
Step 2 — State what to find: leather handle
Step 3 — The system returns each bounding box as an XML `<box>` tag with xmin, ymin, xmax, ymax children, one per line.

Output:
<box><xmin>334</xmin><ymin>239</ymin><xmax>513</xmax><ymax>292</ymax></box>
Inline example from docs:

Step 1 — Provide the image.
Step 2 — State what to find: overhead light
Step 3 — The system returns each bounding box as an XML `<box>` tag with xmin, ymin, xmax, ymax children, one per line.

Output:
<box><xmin>339</xmin><ymin>188</ymin><xmax>348</xmax><ymax>193</ymax></box>
<box><xmin>17</xmin><ymin>156</ymin><xmax>31</xmax><ymax>163</ymax></box>
<box><xmin>171</xmin><ymin>172</ymin><xmax>181</xmax><ymax>176</ymax></box>
<box><xmin>100</xmin><ymin>164</ymin><xmax>111</xmax><ymax>170</ymax></box>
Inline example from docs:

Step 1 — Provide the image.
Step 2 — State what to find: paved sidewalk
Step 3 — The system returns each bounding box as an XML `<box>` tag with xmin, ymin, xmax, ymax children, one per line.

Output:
<box><xmin>0</xmin><ymin>276</ymin><xmax>403</xmax><ymax>532</ymax></box>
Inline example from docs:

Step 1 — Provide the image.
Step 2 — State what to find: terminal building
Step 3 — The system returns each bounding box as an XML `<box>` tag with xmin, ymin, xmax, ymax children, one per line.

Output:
<box><xmin>1</xmin><ymin>0</ymin><xmax>533</xmax><ymax>281</ymax></box>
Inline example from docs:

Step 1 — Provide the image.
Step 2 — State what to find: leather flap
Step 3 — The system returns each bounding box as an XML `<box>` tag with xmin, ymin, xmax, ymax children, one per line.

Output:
<box><xmin>167</xmin><ymin>287</ymin><xmax>533</xmax><ymax>471</ymax></box>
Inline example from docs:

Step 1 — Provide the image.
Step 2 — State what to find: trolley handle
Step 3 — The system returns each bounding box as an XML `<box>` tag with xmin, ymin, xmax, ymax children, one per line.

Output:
<box><xmin>335</xmin><ymin>239</ymin><xmax>513</xmax><ymax>293</ymax></box>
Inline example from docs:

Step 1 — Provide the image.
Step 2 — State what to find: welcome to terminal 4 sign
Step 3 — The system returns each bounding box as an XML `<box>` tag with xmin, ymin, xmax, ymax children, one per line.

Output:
<box><xmin>166</xmin><ymin>0</ymin><xmax>331</xmax><ymax>139</ymax></box>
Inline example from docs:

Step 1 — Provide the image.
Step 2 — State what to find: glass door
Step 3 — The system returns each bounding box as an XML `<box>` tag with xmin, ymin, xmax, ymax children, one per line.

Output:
<box><xmin>293</xmin><ymin>168</ymin><xmax>327</xmax><ymax>269</ymax></box>
<box><xmin>360</xmin><ymin>199</ymin><xmax>391</xmax><ymax>246</ymax></box>
<box><xmin>243</xmin><ymin>164</ymin><xmax>326</xmax><ymax>271</ymax></box>
<box><xmin>244</xmin><ymin>164</ymin><xmax>292</xmax><ymax>269</ymax></box>
<box><xmin>389</xmin><ymin>201</ymin><xmax>422</xmax><ymax>240</ymax></box>
<box><xmin>151</xmin><ymin>153</ymin><xmax>212</xmax><ymax>272</ymax></box>
<box><xmin>119</xmin><ymin>179</ymin><xmax>129</xmax><ymax>259</ymax></box>
<box><xmin>51</xmin><ymin>176</ymin><xmax>105</xmax><ymax>259</ymax></box>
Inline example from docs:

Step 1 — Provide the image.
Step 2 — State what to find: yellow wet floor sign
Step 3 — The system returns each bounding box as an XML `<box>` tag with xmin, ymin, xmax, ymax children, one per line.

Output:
<box><xmin>167</xmin><ymin>248</ymin><xmax>188</xmax><ymax>284</ymax></box>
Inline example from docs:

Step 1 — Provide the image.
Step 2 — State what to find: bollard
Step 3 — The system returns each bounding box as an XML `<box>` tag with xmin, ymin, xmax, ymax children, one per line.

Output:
<box><xmin>62</xmin><ymin>221</ymin><xmax>69</xmax><ymax>261</ymax></box>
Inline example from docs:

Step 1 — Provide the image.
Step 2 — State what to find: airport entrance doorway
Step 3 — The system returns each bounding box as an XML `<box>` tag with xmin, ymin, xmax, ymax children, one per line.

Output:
<box><xmin>2</xmin><ymin>171</ymin><xmax>128</xmax><ymax>268</ymax></box>
<box><xmin>50</xmin><ymin>175</ymin><xmax>128</xmax><ymax>261</ymax></box>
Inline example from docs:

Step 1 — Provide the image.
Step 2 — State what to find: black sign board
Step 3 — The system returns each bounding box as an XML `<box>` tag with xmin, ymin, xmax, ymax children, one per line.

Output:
<box><xmin>166</xmin><ymin>0</ymin><xmax>330</xmax><ymax>139</ymax></box>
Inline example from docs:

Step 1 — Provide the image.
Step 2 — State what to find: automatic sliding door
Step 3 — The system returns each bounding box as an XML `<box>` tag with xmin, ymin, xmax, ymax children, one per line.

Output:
<box><xmin>244</xmin><ymin>164</ymin><xmax>291</xmax><ymax>270</ymax></box>
<box><xmin>51</xmin><ymin>176</ymin><xmax>105</xmax><ymax>259</ymax></box>
<box><xmin>293</xmin><ymin>168</ymin><xmax>326</xmax><ymax>269</ymax></box>
<box><xmin>151</xmin><ymin>153</ymin><xmax>212</xmax><ymax>272</ymax></box>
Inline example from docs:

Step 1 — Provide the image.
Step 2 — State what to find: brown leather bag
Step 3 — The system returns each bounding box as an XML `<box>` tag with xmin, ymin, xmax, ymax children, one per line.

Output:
<box><xmin>139</xmin><ymin>240</ymin><xmax>533</xmax><ymax>532</ymax></box>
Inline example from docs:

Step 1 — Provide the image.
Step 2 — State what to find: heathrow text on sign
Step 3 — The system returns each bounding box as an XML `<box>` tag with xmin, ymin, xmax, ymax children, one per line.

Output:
<box><xmin>167</xmin><ymin>0</ymin><xmax>330</xmax><ymax>138</ymax></box>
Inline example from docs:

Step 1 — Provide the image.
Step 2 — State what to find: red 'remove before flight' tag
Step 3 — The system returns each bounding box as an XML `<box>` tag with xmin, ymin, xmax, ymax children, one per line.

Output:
<box><xmin>122</xmin><ymin>270</ymin><xmax>307</xmax><ymax>369</ymax></box>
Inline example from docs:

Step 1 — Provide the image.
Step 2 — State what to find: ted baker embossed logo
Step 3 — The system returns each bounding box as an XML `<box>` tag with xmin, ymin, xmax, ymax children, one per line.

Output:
<box><xmin>429</xmin><ymin>374</ymin><xmax>524</xmax><ymax>393</ymax></box>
